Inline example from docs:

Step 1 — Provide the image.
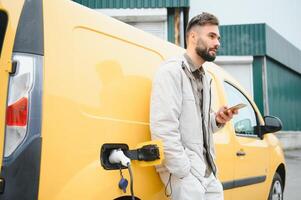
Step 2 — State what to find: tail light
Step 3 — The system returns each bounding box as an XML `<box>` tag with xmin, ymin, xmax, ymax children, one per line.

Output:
<box><xmin>4</xmin><ymin>54</ymin><xmax>34</xmax><ymax>157</ymax></box>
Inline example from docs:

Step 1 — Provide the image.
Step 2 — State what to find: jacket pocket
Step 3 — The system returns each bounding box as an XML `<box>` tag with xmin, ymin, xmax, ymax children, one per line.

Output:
<box><xmin>184</xmin><ymin>146</ymin><xmax>206</xmax><ymax>180</ymax></box>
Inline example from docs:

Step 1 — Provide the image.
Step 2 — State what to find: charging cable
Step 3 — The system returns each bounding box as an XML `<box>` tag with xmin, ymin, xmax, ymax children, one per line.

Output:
<box><xmin>109</xmin><ymin>149</ymin><xmax>135</xmax><ymax>200</ymax></box>
<box><xmin>127</xmin><ymin>163</ymin><xmax>134</xmax><ymax>200</ymax></box>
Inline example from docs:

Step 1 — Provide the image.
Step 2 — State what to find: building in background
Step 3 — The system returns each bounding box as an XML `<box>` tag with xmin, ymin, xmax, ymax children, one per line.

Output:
<box><xmin>215</xmin><ymin>24</ymin><xmax>301</xmax><ymax>131</ymax></box>
<box><xmin>73</xmin><ymin>0</ymin><xmax>301</xmax><ymax>149</ymax></box>
<box><xmin>189</xmin><ymin>0</ymin><xmax>301</xmax><ymax>50</ymax></box>
<box><xmin>73</xmin><ymin>0</ymin><xmax>189</xmax><ymax>46</ymax></box>
<box><xmin>215</xmin><ymin>24</ymin><xmax>301</xmax><ymax>149</ymax></box>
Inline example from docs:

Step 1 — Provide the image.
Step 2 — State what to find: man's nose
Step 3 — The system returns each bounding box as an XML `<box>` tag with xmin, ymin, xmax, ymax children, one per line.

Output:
<box><xmin>215</xmin><ymin>39</ymin><xmax>220</xmax><ymax>49</ymax></box>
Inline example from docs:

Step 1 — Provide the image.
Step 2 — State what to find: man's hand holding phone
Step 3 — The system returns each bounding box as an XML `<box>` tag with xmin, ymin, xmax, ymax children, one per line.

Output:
<box><xmin>215</xmin><ymin>103</ymin><xmax>246</xmax><ymax>125</ymax></box>
<box><xmin>225</xmin><ymin>103</ymin><xmax>247</xmax><ymax>113</ymax></box>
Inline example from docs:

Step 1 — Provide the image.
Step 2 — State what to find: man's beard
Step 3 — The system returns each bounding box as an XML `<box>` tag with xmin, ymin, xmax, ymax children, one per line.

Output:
<box><xmin>195</xmin><ymin>39</ymin><xmax>217</xmax><ymax>62</ymax></box>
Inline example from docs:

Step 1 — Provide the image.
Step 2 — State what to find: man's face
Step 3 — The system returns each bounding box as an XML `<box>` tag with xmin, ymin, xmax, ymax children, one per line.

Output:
<box><xmin>193</xmin><ymin>24</ymin><xmax>220</xmax><ymax>62</ymax></box>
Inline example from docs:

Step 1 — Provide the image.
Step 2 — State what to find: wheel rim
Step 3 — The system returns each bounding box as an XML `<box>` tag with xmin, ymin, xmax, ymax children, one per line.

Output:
<box><xmin>272</xmin><ymin>180</ymin><xmax>282</xmax><ymax>200</ymax></box>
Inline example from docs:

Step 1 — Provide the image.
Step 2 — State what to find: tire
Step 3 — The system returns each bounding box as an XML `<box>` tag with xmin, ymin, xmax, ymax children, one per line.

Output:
<box><xmin>268</xmin><ymin>172</ymin><xmax>284</xmax><ymax>200</ymax></box>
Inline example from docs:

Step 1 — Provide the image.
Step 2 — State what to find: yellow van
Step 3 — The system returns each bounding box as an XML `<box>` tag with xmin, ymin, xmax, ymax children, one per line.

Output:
<box><xmin>0</xmin><ymin>0</ymin><xmax>285</xmax><ymax>200</ymax></box>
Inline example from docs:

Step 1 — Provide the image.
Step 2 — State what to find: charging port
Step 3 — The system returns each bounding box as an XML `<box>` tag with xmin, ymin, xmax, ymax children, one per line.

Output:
<box><xmin>100</xmin><ymin>143</ymin><xmax>161</xmax><ymax>170</ymax></box>
<box><xmin>100</xmin><ymin>144</ymin><xmax>129</xmax><ymax>170</ymax></box>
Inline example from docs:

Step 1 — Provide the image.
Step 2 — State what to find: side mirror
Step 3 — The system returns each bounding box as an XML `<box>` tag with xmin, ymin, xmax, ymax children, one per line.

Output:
<box><xmin>259</xmin><ymin>116</ymin><xmax>282</xmax><ymax>136</ymax></box>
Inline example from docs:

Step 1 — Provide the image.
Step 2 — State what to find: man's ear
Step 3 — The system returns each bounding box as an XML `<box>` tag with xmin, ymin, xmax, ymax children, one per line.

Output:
<box><xmin>188</xmin><ymin>30</ymin><xmax>197</xmax><ymax>45</ymax></box>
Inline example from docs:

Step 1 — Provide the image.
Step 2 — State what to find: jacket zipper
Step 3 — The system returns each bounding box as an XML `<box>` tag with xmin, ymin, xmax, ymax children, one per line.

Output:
<box><xmin>207</xmin><ymin>79</ymin><xmax>217</xmax><ymax>175</ymax></box>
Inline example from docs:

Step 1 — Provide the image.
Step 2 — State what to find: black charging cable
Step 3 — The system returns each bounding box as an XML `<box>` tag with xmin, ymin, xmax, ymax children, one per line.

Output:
<box><xmin>127</xmin><ymin>163</ymin><xmax>135</xmax><ymax>200</ymax></box>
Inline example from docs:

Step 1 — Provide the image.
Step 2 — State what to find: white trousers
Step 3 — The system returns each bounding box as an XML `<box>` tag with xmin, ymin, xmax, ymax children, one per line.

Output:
<box><xmin>160</xmin><ymin>172</ymin><xmax>224</xmax><ymax>200</ymax></box>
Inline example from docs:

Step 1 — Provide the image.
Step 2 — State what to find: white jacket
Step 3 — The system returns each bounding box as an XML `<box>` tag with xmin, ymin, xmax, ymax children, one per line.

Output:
<box><xmin>150</xmin><ymin>54</ymin><xmax>222</xmax><ymax>182</ymax></box>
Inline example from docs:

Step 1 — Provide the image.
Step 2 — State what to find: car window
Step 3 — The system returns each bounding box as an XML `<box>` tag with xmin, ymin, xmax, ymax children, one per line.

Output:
<box><xmin>223</xmin><ymin>82</ymin><xmax>257</xmax><ymax>136</ymax></box>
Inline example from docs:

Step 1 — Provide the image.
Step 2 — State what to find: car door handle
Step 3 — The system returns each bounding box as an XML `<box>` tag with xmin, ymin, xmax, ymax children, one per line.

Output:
<box><xmin>236</xmin><ymin>151</ymin><xmax>246</xmax><ymax>156</ymax></box>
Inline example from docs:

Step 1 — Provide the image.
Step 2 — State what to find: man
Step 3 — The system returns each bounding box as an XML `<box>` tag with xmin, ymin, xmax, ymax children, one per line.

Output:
<box><xmin>150</xmin><ymin>12</ymin><xmax>237</xmax><ymax>200</ymax></box>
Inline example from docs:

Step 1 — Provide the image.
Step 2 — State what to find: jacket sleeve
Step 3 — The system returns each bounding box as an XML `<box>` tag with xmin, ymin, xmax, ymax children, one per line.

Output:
<box><xmin>150</xmin><ymin>64</ymin><xmax>190</xmax><ymax>178</ymax></box>
<box><xmin>209</xmin><ymin>112</ymin><xmax>224</xmax><ymax>134</ymax></box>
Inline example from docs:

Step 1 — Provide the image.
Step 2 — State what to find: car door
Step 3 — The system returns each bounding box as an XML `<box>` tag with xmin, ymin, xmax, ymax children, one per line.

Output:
<box><xmin>208</xmin><ymin>72</ymin><xmax>235</xmax><ymax>200</ymax></box>
<box><xmin>223</xmin><ymin>81</ymin><xmax>269</xmax><ymax>200</ymax></box>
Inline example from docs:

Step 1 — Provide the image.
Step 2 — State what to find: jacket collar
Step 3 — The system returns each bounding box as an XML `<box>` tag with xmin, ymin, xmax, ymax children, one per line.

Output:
<box><xmin>183</xmin><ymin>53</ymin><xmax>205</xmax><ymax>75</ymax></box>
<box><xmin>181</xmin><ymin>53</ymin><xmax>212</xmax><ymax>87</ymax></box>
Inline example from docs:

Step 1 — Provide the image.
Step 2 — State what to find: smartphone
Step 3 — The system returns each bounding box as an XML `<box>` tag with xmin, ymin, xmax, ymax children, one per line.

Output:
<box><xmin>225</xmin><ymin>103</ymin><xmax>247</xmax><ymax>113</ymax></box>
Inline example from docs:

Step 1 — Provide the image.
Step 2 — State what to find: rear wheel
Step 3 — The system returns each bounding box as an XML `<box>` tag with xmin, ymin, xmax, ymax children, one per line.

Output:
<box><xmin>268</xmin><ymin>172</ymin><xmax>283</xmax><ymax>200</ymax></box>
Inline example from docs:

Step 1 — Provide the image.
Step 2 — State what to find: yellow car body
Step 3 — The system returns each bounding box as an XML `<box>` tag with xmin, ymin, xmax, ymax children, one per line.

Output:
<box><xmin>0</xmin><ymin>0</ymin><xmax>285</xmax><ymax>199</ymax></box>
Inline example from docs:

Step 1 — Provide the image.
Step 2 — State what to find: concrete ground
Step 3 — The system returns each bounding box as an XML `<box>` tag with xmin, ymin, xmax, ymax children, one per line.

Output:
<box><xmin>276</xmin><ymin>131</ymin><xmax>301</xmax><ymax>150</ymax></box>
<box><xmin>283</xmin><ymin>149</ymin><xmax>301</xmax><ymax>200</ymax></box>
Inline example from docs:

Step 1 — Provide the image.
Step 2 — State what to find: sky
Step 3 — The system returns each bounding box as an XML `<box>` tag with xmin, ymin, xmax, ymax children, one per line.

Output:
<box><xmin>190</xmin><ymin>0</ymin><xmax>301</xmax><ymax>50</ymax></box>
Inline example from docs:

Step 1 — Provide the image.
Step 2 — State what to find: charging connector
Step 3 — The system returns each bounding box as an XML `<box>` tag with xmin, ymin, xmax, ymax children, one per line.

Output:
<box><xmin>109</xmin><ymin>149</ymin><xmax>131</xmax><ymax>167</ymax></box>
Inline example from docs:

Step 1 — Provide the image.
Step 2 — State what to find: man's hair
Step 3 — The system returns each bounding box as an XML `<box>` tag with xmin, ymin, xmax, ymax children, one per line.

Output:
<box><xmin>185</xmin><ymin>12</ymin><xmax>219</xmax><ymax>39</ymax></box>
